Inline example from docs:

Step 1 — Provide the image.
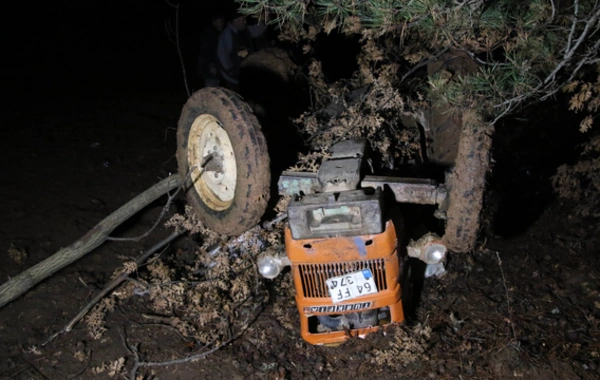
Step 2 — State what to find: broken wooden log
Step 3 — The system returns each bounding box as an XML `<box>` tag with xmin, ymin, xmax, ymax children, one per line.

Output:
<box><xmin>0</xmin><ymin>175</ymin><xmax>182</xmax><ymax>308</ymax></box>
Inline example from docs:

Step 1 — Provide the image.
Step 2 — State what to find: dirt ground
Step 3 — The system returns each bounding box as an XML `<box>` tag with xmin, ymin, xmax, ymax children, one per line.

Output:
<box><xmin>2</xmin><ymin>7</ymin><xmax>600</xmax><ymax>375</ymax></box>
<box><xmin>1</xmin><ymin>81</ymin><xmax>599</xmax><ymax>380</ymax></box>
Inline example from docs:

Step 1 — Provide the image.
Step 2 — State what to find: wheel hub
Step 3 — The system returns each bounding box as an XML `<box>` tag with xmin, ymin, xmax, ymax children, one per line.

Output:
<box><xmin>187</xmin><ymin>114</ymin><xmax>237</xmax><ymax>211</ymax></box>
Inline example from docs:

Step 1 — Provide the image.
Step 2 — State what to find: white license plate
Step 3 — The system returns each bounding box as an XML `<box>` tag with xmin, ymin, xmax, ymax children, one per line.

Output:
<box><xmin>326</xmin><ymin>269</ymin><xmax>378</xmax><ymax>303</ymax></box>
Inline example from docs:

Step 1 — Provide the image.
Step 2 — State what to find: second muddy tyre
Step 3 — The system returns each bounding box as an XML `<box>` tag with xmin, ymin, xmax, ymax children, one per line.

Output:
<box><xmin>176</xmin><ymin>87</ymin><xmax>271</xmax><ymax>236</ymax></box>
<box><xmin>441</xmin><ymin>115</ymin><xmax>493</xmax><ymax>253</ymax></box>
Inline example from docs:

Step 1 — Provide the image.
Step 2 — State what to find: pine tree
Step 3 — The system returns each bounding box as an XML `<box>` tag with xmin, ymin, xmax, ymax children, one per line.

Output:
<box><xmin>238</xmin><ymin>0</ymin><xmax>600</xmax><ymax>126</ymax></box>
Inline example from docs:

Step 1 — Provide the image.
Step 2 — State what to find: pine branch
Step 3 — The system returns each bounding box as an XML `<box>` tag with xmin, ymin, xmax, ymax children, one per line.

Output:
<box><xmin>238</xmin><ymin>0</ymin><xmax>600</xmax><ymax>122</ymax></box>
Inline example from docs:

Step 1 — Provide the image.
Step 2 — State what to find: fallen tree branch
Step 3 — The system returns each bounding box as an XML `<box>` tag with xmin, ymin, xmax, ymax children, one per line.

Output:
<box><xmin>42</xmin><ymin>230</ymin><xmax>184</xmax><ymax>346</ymax></box>
<box><xmin>107</xmin><ymin>182</ymin><xmax>182</xmax><ymax>242</ymax></box>
<box><xmin>0</xmin><ymin>175</ymin><xmax>183</xmax><ymax>308</ymax></box>
<box><xmin>129</xmin><ymin>339</ymin><xmax>226</xmax><ymax>379</ymax></box>
<box><xmin>125</xmin><ymin>299</ymin><xmax>265</xmax><ymax>380</ymax></box>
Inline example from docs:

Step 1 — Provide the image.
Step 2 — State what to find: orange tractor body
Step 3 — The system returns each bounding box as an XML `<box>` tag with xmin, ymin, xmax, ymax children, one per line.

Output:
<box><xmin>286</xmin><ymin>221</ymin><xmax>404</xmax><ymax>345</ymax></box>
<box><xmin>260</xmin><ymin>139</ymin><xmax>447</xmax><ymax>345</ymax></box>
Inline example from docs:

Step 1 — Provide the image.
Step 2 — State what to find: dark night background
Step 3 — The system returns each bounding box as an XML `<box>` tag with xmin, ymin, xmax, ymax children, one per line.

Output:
<box><xmin>1</xmin><ymin>1</ymin><xmax>599</xmax><ymax>379</ymax></box>
<box><xmin>6</xmin><ymin>1</ymin><xmax>201</xmax><ymax>99</ymax></box>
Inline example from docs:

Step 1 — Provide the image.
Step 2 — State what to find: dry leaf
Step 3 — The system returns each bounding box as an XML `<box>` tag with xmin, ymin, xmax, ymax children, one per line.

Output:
<box><xmin>324</xmin><ymin>19</ymin><xmax>337</xmax><ymax>34</ymax></box>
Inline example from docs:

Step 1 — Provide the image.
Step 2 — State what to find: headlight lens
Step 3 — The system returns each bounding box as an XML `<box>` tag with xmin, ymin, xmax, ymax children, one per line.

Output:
<box><xmin>257</xmin><ymin>256</ymin><xmax>280</xmax><ymax>279</ymax></box>
<box><xmin>424</xmin><ymin>243</ymin><xmax>446</xmax><ymax>264</ymax></box>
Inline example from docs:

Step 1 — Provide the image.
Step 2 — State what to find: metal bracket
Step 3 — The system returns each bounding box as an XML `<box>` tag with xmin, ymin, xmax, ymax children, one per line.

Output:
<box><xmin>279</xmin><ymin>172</ymin><xmax>447</xmax><ymax>206</ymax></box>
<box><xmin>317</xmin><ymin>139</ymin><xmax>367</xmax><ymax>192</ymax></box>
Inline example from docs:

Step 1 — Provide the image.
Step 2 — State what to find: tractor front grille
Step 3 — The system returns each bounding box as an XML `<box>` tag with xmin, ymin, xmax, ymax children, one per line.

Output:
<box><xmin>297</xmin><ymin>259</ymin><xmax>388</xmax><ymax>299</ymax></box>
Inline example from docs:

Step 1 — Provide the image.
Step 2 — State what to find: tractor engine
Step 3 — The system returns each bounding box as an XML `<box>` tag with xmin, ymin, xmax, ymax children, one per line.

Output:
<box><xmin>258</xmin><ymin>139</ymin><xmax>448</xmax><ymax>345</ymax></box>
<box><xmin>285</xmin><ymin>208</ymin><xmax>404</xmax><ymax>345</ymax></box>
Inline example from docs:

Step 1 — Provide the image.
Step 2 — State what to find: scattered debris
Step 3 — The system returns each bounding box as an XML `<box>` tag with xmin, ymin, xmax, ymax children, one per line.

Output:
<box><xmin>7</xmin><ymin>243</ymin><xmax>27</xmax><ymax>266</ymax></box>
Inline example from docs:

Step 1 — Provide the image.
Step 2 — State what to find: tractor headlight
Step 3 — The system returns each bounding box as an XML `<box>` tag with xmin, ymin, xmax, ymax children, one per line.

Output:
<box><xmin>257</xmin><ymin>248</ymin><xmax>291</xmax><ymax>279</ymax></box>
<box><xmin>424</xmin><ymin>243</ymin><xmax>446</xmax><ymax>264</ymax></box>
<box><xmin>258</xmin><ymin>255</ymin><xmax>280</xmax><ymax>279</ymax></box>
<box><xmin>407</xmin><ymin>233</ymin><xmax>447</xmax><ymax>265</ymax></box>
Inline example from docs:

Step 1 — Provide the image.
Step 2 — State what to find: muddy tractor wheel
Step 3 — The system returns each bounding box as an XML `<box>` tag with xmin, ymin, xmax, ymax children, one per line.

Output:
<box><xmin>422</xmin><ymin>49</ymin><xmax>493</xmax><ymax>253</ymax></box>
<box><xmin>239</xmin><ymin>48</ymin><xmax>307</xmax><ymax>118</ymax></box>
<box><xmin>441</xmin><ymin>114</ymin><xmax>493</xmax><ymax>253</ymax></box>
<box><xmin>176</xmin><ymin>87</ymin><xmax>271</xmax><ymax>236</ymax></box>
<box><xmin>422</xmin><ymin>106</ymin><xmax>493</xmax><ymax>253</ymax></box>
<box><xmin>425</xmin><ymin>48</ymin><xmax>480</xmax><ymax>167</ymax></box>
<box><xmin>240</xmin><ymin>47</ymin><xmax>298</xmax><ymax>83</ymax></box>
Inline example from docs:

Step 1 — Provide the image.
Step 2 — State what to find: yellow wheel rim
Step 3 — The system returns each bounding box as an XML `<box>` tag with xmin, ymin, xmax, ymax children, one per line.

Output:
<box><xmin>187</xmin><ymin>114</ymin><xmax>237</xmax><ymax>211</ymax></box>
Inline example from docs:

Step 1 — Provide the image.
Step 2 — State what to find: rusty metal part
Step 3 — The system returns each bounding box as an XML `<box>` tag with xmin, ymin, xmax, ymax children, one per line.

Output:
<box><xmin>361</xmin><ymin>176</ymin><xmax>446</xmax><ymax>206</ymax></box>
<box><xmin>278</xmin><ymin>172</ymin><xmax>447</xmax><ymax>206</ymax></box>
<box><xmin>318</xmin><ymin>158</ymin><xmax>362</xmax><ymax>192</ymax></box>
<box><xmin>328</xmin><ymin>139</ymin><xmax>367</xmax><ymax>158</ymax></box>
<box><xmin>318</xmin><ymin>139</ymin><xmax>366</xmax><ymax>192</ymax></box>
<box><xmin>202</xmin><ymin>152</ymin><xmax>224</xmax><ymax>173</ymax></box>
<box><xmin>278</xmin><ymin>171</ymin><xmax>322</xmax><ymax>195</ymax></box>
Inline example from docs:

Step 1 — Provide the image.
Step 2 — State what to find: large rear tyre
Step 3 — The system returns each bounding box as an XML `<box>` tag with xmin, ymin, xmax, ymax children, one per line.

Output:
<box><xmin>442</xmin><ymin>114</ymin><xmax>493</xmax><ymax>252</ymax></box>
<box><xmin>176</xmin><ymin>87</ymin><xmax>270</xmax><ymax>236</ymax></box>
<box><xmin>426</xmin><ymin>48</ymin><xmax>480</xmax><ymax>167</ymax></box>
<box><xmin>425</xmin><ymin>49</ymin><xmax>491</xmax><ymax>253</ymax></box>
